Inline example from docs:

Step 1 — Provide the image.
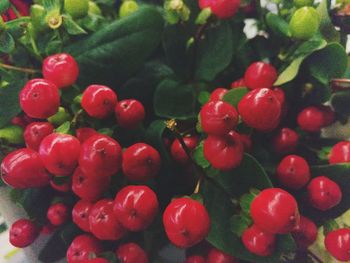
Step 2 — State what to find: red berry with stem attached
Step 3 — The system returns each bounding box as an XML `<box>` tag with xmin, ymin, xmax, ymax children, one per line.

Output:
<box><xmin>116</xmin><ymin>243</ymin><xmax>149</xmax><ymax>263</ymax></box>
<box><xmin>203</xmin><ymin>130</ymin><xmax>243</xmax><ymax>171</ymax></box>
<box><xmin>292</xmin><ymin>216</ymin><xmax>317</xmax><ymax>249</ymax></box>
<box><xmin>76</xmin><ymin>127</ymin><xmax>98</xmax><ymax>144</ymax></box>
<box><xmin>198</xmin><ymin>0</ymin><xmax>240</xmax><ymax>19</ymax></box>
<box><xmin>200</xmin><ymin>100</ymin><xmax>239</xmax><ymax>136</ymax></box>
<box><xmin>72</xmin><ymin>200</ymin><xmax>93</xmax><ymax>232</ymax></box>
<box><xmin>79</xmin><ymin>134</ymin><xmax>122</xmax><ymax>178</ymax></box>
<box><xmin>1</xmin><ymin>148</ymin><xmax>50</xmax><ymax>188</ymax></box>
<box><xmin>242</xmin><ymin>224</ymin><xmax>276</xmax><ymax>256</ymax></box>
<box><xmin>307</xmin><ymin>176</ymin><xmax>342</xmax><ymax>211</ymax></box>
<box><xmin>244</xmin><ymin>62</ymin><xmax>277</xmax><ymax>90</ymax></box>
<box><xmin>24</xmin><ymin>122</ymin><xmax>54</xmax><ymax>151</ymax></box>
<box><xmin>297</xmin><ymin>106</ymin><xmax>325</xmax><ymax>133</ymax></box>
<box><xmin>122</xmin><ymin>143</ymin><xmax>161</xmax><ymax>182</ymax></box>
<box><xmin>329</xmin><ymin>141</ymin><xmax>350</xmax><ymax>164</ymax></box>
<box><xmin>19</xmin><ymin>79</ymin><xmax>60</xmax><ymax>119</ymax></box>
<box><xmin>47</xmin><ymin>203</ymin><xmax>70</xmax><ymax>226</ymax></box>
<box><xmin>250</xmin><ymin>188</ymin><xmax>299</xmax><ymax>234</ymax></box>
<box><xmin>186</xmin><ymin>255</ymin><xmax>206</xmax><ymax>263</ymax></box>
<box><xmin>9</xmin><ymin>219</ymin><xmax>38</xmax><ymax>248</ymax></box>
<box><xmin>113</xmin><ymin>185</ymin><xmax>159</xmax><ymax>232</ymax></box>
<box><xmin>207</xmin><ymin>247</ymin><xmax>237</xmax><ymax>263</ymax></box>
<box><xmin>209</xmin><ymin>88</ymin><xmax>228</xmax><ymax>101</ymax></box>
<box><xmin>231</xmin><ymin>78</ymin><xmax>245</xmax><ymax>89</ymax></box>
<box><xmin>89</xmin><ymin>199</ymin><xmax>126</xmax><ymax>240</ymax></box>
<box><xmin>238</xmin><ymin>88</ymin><xmax>282</xmax><ymax>131</ymax></box>
<box><xmin>163</xmin><ymin>197</ymin><xmax>210</xmax><ymax>248</ymax></box>
<box><xmin>81</xmin><ymin>85</ymin><xmax>118</xmax><ymax>119</ymax></box>
<box><xmin>39</xmin><ymin>133</ymin><xmax>81</xmax><ymax>176</ymax></box>
<box><xmin>276</xmin><ymin>155</ymin><xmax>310</xmax><ymax>190</ymax></box>
<box><xmin>42</xmin><ymin>53</ymin><xmax>79</xmax><ymax>89</ymax></box>
<box><xmin>170</xmin><ymin>136</ymin><xmax>199</xmax><ymax>165</ymax></box>
<box><xmin>272</xmin><ymin>128</ymin><xmax>299</xmax><ymax>154</ymax></box>
<box><xmin>115</xmin><ymin>99</ymin><xmax>145</xmax><ymax>129</ymax></box>
<box><xmin>325</xmin><ymin>228</ymin><xmax>350</xmax><ymax>261</ymax></box>
<box><xmin>66</xmin><ymin>234</ymin><xmax>102</xmax><ymax>263</ymax></box>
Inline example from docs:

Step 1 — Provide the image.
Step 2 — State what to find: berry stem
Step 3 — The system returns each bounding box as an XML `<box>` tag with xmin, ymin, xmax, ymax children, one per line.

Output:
<box><xmin>0</xmin><ymin>63</ymin><xmax>40</xmax><ymax>74</ymax></box>
<box><xmin>71</xmin><ymin>109</ymin><xmax>84</xmax><ymax>128</ymax></box>
<box><xmin>307</xmin><ymin>250</ymin><xmax>323</xmax><ymax>263</ymax></box>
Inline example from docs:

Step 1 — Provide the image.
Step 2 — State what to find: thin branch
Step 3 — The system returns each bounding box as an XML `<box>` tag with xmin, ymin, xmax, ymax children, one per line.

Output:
<box><xmin>0</xmin><ymin>63</ymin><xmax>40</xmax><ymax>74</ymax></box>
<box><xmin>307</xmin><ymin>250</ymin><xmax>323</xmax><ymax>263</ymax></box>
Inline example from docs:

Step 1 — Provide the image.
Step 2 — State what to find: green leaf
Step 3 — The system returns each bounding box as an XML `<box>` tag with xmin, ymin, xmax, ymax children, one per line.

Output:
<box><xmin>55</xmin><ymin>121</ymin><xmax>71</xmax><ymax>134</ymax></box>
<box><xmin>230</xmin><ymin>214</ymin><xmax>252</xmax><ymax>236</ymax></box>
<box><xmin>195</xmin><ymin>21</ymin><xmax>233</xmax><ymax>81</ymax></box>
<box><xmin>0</xmin><ymin>0</ymin><xmax>10</xmax><ymax>14</ymax></box>
<box><xmin>62</xmin><ymin>15</ymin><xmax>87</xmax><ymax>35</ymax></box>
<box><xmin>331</xmin><ymin>90</ymin><xmax>350</xmax><ymax>116</ymax></box>
<box><xmin>193</xmin><ymin>141</ymin><xmax>210</xmax><ymax>169</ymax></box>
<box><xmin>317</xmin><ymin>0</ymin><xmax>340</xmax><ymax>42</ymax></box>
<box><xmin>0</xmin><ymin>31</ymin><xmax>15</xmax><ymax>53</ymax></box>
<box><xmin>153</xmin><ymin>79</ymin><xmax>196</xmax><ymax>120</ymax></box>
<box><xmin>265</xmin><ymin>13</ymin><xmax>291</xmax><ymax>38</ymax></box>
<box><xmin>222</xmin><ymin>88</ymin><xmax>249</xmax><ymax>108</ymax></box>
<box><xmin>65</xmin><ymin>6</ymin><xmax>164</xmax><ymax>87</ymax></box>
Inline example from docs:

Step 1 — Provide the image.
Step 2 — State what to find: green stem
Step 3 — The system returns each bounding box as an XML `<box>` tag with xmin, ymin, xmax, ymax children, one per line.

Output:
<box><xmin>0</xmin><ymin>63</ymin><xmax>40</xmax><ymax>74</ymax></box>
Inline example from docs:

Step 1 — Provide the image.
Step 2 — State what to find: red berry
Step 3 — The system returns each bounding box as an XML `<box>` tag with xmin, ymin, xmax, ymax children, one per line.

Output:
<box><xmin>50</xmin><ymin>177</ymin><xmax>71</xmax><ymax>192</ymax></box>
<box><xmin>11</xmin><ymin>114</ymin><xmax>34</xmax><ymax>128</ymax></box>
<box><xmin>297</xmin><ymin>106</ymin><xmax>325</xmax><ymax>133</ymax></box>
<box><xmin>170</xmin><ymin>136</ymin><xmax>199</xmax><ymax>165</ymax></box>
<box><xmin>76</xmin><ymin>128</ymin><xmax>98</xmax><ymax>144</ymax></box>
<box><xmin>203</xmin><ymin>130</ymin><xmax>243</xmax><ymax>171</ymax></box>
<box><xmin>244</xmin><ymin>62</ymin><xmax>277</xmax><ymax>90</ymax></box>
<box><xmin>47</xmin><ymin>203</ymin><xmax>70</xmax><ymax>226</ymax></box>
<box><xmin>72</xmin><ymin>200</ymin><xmax>93</xmax><ymax>232</ymax></box>
<box><xmin>231</xmin><ymin>78</ymin><xmax>245</xmax><ymax>89</ymax></box>
<box><xmin>116</xmin><ymin>243</ymin><xmax>148</xmax><ymax>263</ymax></box>
<box><xmin>207</xmin><ymin>247</ymin><xmax>237</xmax><ymax>263</ymax></box>
<box><xmin>250</xmin><ymin>188</ymin><xmax>299</xmax><ymax>234</ymax></box>
<box><xmin>272</xmin><ymin>87</ymin><xmax>286</xmax><ymax>106</ymax></box>
<box><xmin>1</xmin><ymin>148</ymin><xmax>50</xmax><ymax>188</ymax></box>
<box><xmin>40</xmin><ymin>223</ymin><xmax>57</xmax><ymax>235</ymax></box>
<box><xmin>122</xmin><ymin>143</ymin><xmax>161</xmax><ymax>182</ymax></box>
<box><xmin>238</xmin><ymin>88</ymin><xmax>282</xmax><ymax>131</ymax></box>
<box><xmin>9</xmin><ymin>219</ymin><xmax>38</xmax><ymax>248</ymax></box>
<box><xmin>239</xmin><ymin>134</ymin><xmax>252</xmax><ymax>152</ymax></box>
<box><xmin>19</xmin><ymin>79</ymin><xmax>60</xmax><ymax>119</ymax></box>
<box><xmin>115</xmin><ymin>99</ymin><xmax>145</xmax><ymax>129</ymax></box>
<box><xmin>242</xmin><ymin>224</ymin><xmax>276</xmax><ymax>256</ymax></box>
<box><xmin>39</xmin><ymin>133</ymin><xmax>81</xmax><ymax>176</ymax></box>
<box><xmin>186</xmin><ymin>255</ymin><xmax>206</xmax><ymax>263</ymax></box>
<box><xmin>209</xmin><ymin>88</ymin><xmax>228</xmax><ymax>101</ymax></box>
<box><xmin>79</xmin><ymin>134</ymin><xmax>122</xmax><ymax>178</ymax></box>
<box><xmin>89</xmin><ymin>199</ymin><xmax>126</xmax><ymax>240</ymax></box>
<box><xmin>307</xmin><ymin>176</ymin><xmax>342</xmax><ymax>211</ymax></box>
<box><xmin>89</xmin><ymin>258</ymin><xmax>109</xmax><ymax>263</ymax></box>
<box><xmin>325</xmin><ymin>228</ymin><xmax>350</xmax><ymax>261</ymax></box>
<box><xmin>276</xmin><ymin>155</ymin><xmax>310</xmax><ymax>190</ymax></box>
<box><xmin>198</xmin><ymin>0</ymin><xmax>240</xmax><ymax>19</ymax></box>
<box><xmin>292</xmin><ymin>216</ymin><xmax>317</xmax><ymax>249</ymax></box>
<box><xmin>200</xmin><ymin>101</ymin><xmax>239</xmax><ymax>136</ymax></box>
<box><xmin>272</xmin><ymin>128</ymin><xmax>299</xmax><ymax>154</ymax></box>
<box><xmin>320</xmin><ymin>105</ymin><xmax>335</xmax><ymax>126</ymax></box>
<box><xmin>113</xmin><ymin>185</ymin><xmax>159</xmax><ymax>231</ymax></box>
<box><xmin>81</xmin><ymin>85</ymin><xmax>117</xmax><ymax>119</ymax></box>
<box><xmin>24</xmin><ymin>122</ymin><xmax>54</xmax><ymax>151</ymax></box>
<box><xmin>72</xmin><ymin>167</ymin><xmax>111</xmax><ymax>202</ymax></box>
<box><xmin>163</xmin><ymin>197</ymin><xmax>210</xmax><ymax>248</ymax></box>
<box><xmin>329</xmin><ymin>141</ymin><xmax>350</xmax><ymax>164</ymax></box>
<box><xmin>66</xmin><ymin>234</ymin><xmax>102</xmax><ymax>263</ymax></box>
<box><xmin>42</xmin><ymin>53</ymin><xmax>79</xmax><ymax>89</ymax></box>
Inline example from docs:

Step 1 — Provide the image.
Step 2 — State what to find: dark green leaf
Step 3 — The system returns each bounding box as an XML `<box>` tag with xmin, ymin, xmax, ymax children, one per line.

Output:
<box><xmin>62</xmin><ymin>15</ymin><xmax>87</xmax><ymax>35</ymax></box>
<box><xmin>0</xmin><ymin>0</ymin><xmax>10</xmax><ymax>14</ymax></box>
<box><xmin>222</xmin><ymin>88</ymin><xmax>248</xmax><ymax>108</ymax></box>
<box><xmin>193</xmin><ymin>141</ymin><xmax>210</xmax><ymax>169</ymax></box>
<box><xmin>230</xmin><ymin>214</ymin><xmax>252</xmax><ymax>236</ymax></box>
<box><xmin>0</xmin><ymin>31</ymin><xmax>15</xmax><ymax>53</ymax></box>
<box><xmin>265</xmin><ymin>13</ymin><xmax>291</xmax><ymax>38</ymax></box>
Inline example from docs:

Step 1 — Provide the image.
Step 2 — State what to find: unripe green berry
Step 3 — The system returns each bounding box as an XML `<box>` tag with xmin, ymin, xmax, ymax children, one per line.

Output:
<box><xmin>30</xmin><ymin>4</ymin><xmax>48</xmax><ymax>32</ymax></box>
<box><xmin>48</xmin><ymin>107</ymin><xmax>72</xmax><ymax>126</ymax></box>
<box><xmin>289</xmin><ymin>7</ymin><xmax>320</xmax><ymax>40</ymax></box>
<box><xmin>64</xmin><ymin>0</ymin><xmax>89</xmax><ymax>19</ymax></box>
<box><xmin>88</xmin><ymin>1</ymin><xmax>102</xmax><ymax>16</ymax></box>
<box><xmin>0</xmin><ymin>125</ymin><xmax>24</xmax><ymax>145</ymax></box>
<box><xmin>119</xmin><ymin>1</ymin><xmax>139</xmax><ymax>18</ymax></box>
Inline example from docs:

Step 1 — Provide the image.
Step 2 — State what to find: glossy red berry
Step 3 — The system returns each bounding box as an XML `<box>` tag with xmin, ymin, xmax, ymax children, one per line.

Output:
<box><xmin>200</xmin><ymin>100</ymin><xmax>239</xmax><ymax>136</ymax></box>
<box><xmin>122</xmin><ymin>143</ymin><xmax>161</xmax><ymax>182</ymax></box>
<box><xmin>231</xmin><ymin>78</ymin><xmax>245</xmax><ymax>89</ymax></box>
<box><xmin>66</xmin><ymin>234</ymin><xmax>102</xmax><ymax>263</ymax></box>
<box><xmin>24</xmin><ymin>122</ymin><xmax>54</xmax><ymax>151</ymax></box>
<box><xmin>198</xmin><ymin>0</ymin><xmax>240</xmax><ymax>19</ymax></box>
<box><xmin>113</xmin><ymin>185</ymin><xmax>159</xmax><ymax>231</ymax></box>
<box><xmin>292</xmin><ymin>216</ymin><xmax>317</xmax><ymax>249</ymax></box>
<box><xmin>72</xmin><ymin>200</ymin><xmax>93</xmax><ymax>232</ymax></box>
<box><xmin>39</xmin><ymin>133</ymin><xmax>80</xmax><ymax>176</ymax></box>
<box><xmin>76</xmin><ymin>128</ymin><xmax>98</xmax><ymax>144</ymax></box>
<box><xmin>42</xmin><ymin>53</ymin><xmax>79</xmax><ymax>89</ymax></box>
<box><xmin>207</xmin><ymin>247</ymin><xmax>237</xmax><ymax>263</ymax></box>
<box><xmin>163</xmin><ymin>197</ymin><xmax>210</xmax><ymax>248</ymax></box>
<box><xmin>1</xmin><ymin>148</ymin><xmax>50</xmax><ymax>188</ymax></box>
<box><xmin>276</xmin><ymin>155</ymin><xmax>310</xmax><ymax>190</ymax></box>
<box><xmin>250</xmin><ymin>188</ymin><xmax>299</xmax><ymax>234</ymax></box>
<box><xmin>170</xmin><ymin>136</ymin><xmax>199</xmax><ymax>165</ymax></box>
<box><xmin>242</xmin><ymin>224</ymin><xmax>276</xmax><ymax>256</ymax></box>
<box><xmin>9</xmin><ymin>219</ymin><xmax>38</xmax><ymax>248</ymax></box>
<box><xmin>325</xmin><ymin>228</ymin><xmax>350</xmax><ymax>261</ymax></box>
<box><xmin>47</xmin><ymin>203</ymin><xmax>70</xmax><ymax>226</ymax></box>
<box><xmin>297</xmin><ymin>106</ymin><xmax>325</xmax><ymax>132</ymax></box>
<box><xmin>186</xmin><ymin>255</ymin><xmax>206</xmax><ymax>263</ymax></box>
<box><xmin>272</xmin><ymin>128</ymin><xmax>299</xmax><ymax>154</ymax></box>
<box><xmin>115</xmin><ymin>99</ymin><xmax>145</xmax><ymax>129</ymax></box>
<box><xmin>209</xmin><ymin>88</ymin><xmax>228</xmax><ymax>101</ymax></box>
<box><xmin>238</xmin><ymin>88</ymin><xmax>282</xmax><ymax>131</ymax></box>
<box><xmin>244</xmin><ymin>62</ymin><xmax>277</xmax><ymax>90</ymax></box>
<box><xmin>307</xmin><ymin>176</ymin><xmax>342</xmax><ymax>211</ymax></box>
<box><xmin>272</xmin><ymin>87</ymin><xmax>286</xmax><ymax>106</ymax></box>
<box><xmin>72</xmin><ymin>167</ymin><xmax>111</xmax><ymax>202</ymax></box>
<box><xmin>81</xmin><ymin>85</ymin><xmax>117</xmax><ymax>119</ymax></box>
<box><xmin>89</xmin><ymin>258</ymin><xmax>109</xmax><ymax>263</ymax></box>
<box><xmin>203</xmin><ymin>130</ymin><xmax>243</xmax><ymax>171</ymax></box>
<box><xmin>329</xmin><ymin>141</ymin><xmax>350</xmax><ymax>164</ymax></box>
<box><xmin>19</xmin><ymin>79</ymin><xmax>60</xmax><ymax>119</ymax></box>
<box><xmin>89</xmin><ymin>199</ymin><xmax>126</xmax><ymax>240</ymax></box>
<box><xmin>79</xmin><ymin>134</ymin><xmax>122</xmax><ymax>178</ymax></box>
<box><xmin>116</xmin><ymin>243</ymin><xmax>149</xmax><ymax>263</ymax></box>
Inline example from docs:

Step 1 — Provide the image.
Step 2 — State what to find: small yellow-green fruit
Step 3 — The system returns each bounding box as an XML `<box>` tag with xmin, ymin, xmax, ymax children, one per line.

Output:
<box><xmin>0</xmin><ymin>125</ymin><xmax>24</xmax><ymax>145</ymax></box>
<box><xmin>30</xmin><ymin>4</ymin><xmax>48</xmax><ymax>32</ymax></box>
<box><xmin>289</xmin><ymin>7</ymin><xmax>320</xmax><ymax>40</ymax></box>
<box><xmin>64</xmin><ymin>0</ymin><xmax>89</xmax><ymax>19</ymax></box>
<box><xmin>48</xmin><ymin>107</ymin><xmax>72</xmax><ymax>126</ymax></box>
<box><xmin>88</xmin><ymin>1</ymin><xmax>102</xmax><ymax>16</ymax></box>
<box><xmin>119</xmin><ymin>1</ymin><xmax>139</xmax><ymax>18</ymax></box>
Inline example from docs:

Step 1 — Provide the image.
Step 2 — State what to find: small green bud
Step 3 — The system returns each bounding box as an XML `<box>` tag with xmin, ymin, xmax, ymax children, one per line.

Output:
<box><xmin>48</xmin><ymin>107</ymin><xmax>72</xmax><ymax>126</ymax></box>
<box><xmin>46</xmin><ymin>10</ymin><xmax>63</xmax><ymax>29</ymax></box>
<box><xmin>30</xmin><ymin>4</ymin><xmax>48</xmax><ymax>32</ymax></box>
<box><xmin>88</xmin><ymin>1</ymin><xmax>102</xmax><ymax>16</ymax></box>
<box><xmin>64</xmin><ymin>0</ymin><xmax>89</xmax><ymax>19</ymax></box>
<box><xmin>0</xmin><ymin>125</ymin><xmax>24</xmax><ymax>145</ymax></box>
<box><xmin>119</xmin><ymin>1</ymin><xmax>139</xmax><ymax>18</ymax></box>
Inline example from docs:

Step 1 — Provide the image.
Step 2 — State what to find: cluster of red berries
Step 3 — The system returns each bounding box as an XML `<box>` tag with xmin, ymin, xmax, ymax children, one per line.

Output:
<box><xmin>1</xmin><ymin>0</ymin><xmax>30</xmax><ymax>22</ymax></box>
